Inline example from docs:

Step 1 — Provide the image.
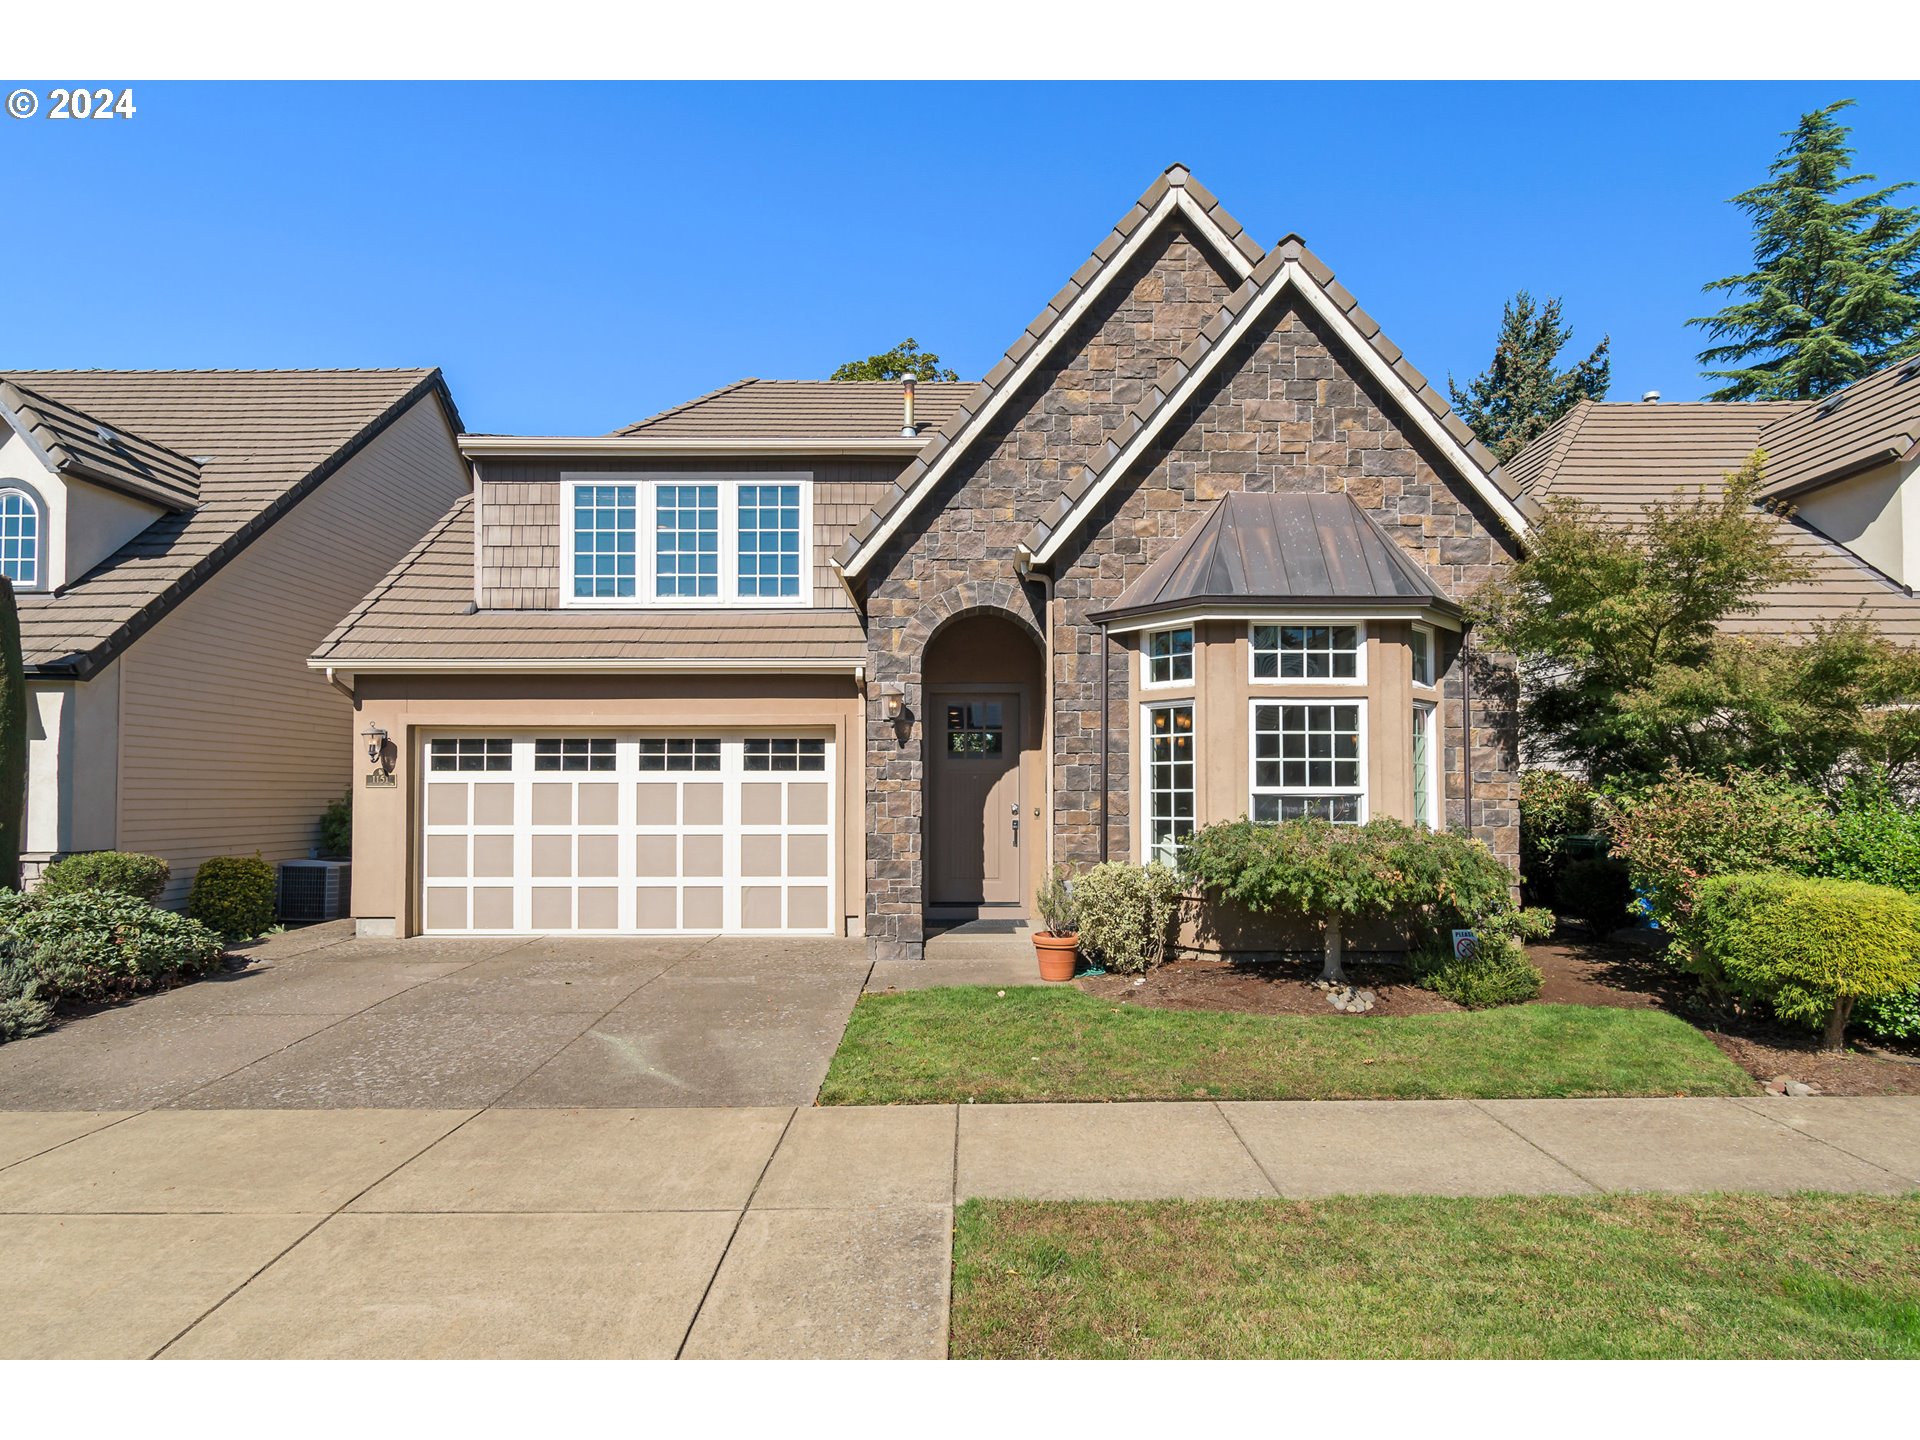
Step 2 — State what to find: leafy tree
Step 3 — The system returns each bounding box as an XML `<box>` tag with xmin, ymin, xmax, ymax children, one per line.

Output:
<box><xmin>0</xmin><ymin>578</ymin><xmax>24</xmax><ymax>892</ymax></box>
<box><xmin>1474</xmin><ymin>453</ymin><xmax>1809</xmax><ymax>783</ymax></box>
<box><xmin>1448</xmin><ymin>292</ymin><xmax>1610</xmax><ymax>461</ymax></box>
<box><xmin>1691</xmin><ymin>99</ymin><xmax>1920</xmax><ymax>401</ymax></box>
<box><xmin>829</xmin><ymin>337</ymin><xmax>959</xmax><ymax>383</ymax></box>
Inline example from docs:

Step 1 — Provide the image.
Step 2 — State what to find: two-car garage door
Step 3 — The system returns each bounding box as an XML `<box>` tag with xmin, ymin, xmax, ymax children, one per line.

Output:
<box><xmin>419</xmin><ymin>731</ymin><xmax>836</xmax><ymax>935</ymax></box>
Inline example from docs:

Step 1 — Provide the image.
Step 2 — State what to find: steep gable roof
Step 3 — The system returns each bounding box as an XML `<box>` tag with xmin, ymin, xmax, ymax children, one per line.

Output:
<box><xmin>1754</xmin><ymin>357</ymin><xmax>1920</xmax><ymax>500</ymax></box>
<box><xmin>5</xmin><ymin>369</ymin><xmax>460</xmax><ymax>677</ymax></box>
<box><xmin>1087</xmin><ymin>491</ymin><xmax>1458</xmax><ymax>626</ymax></box>
<box><xmin>614</xmin><ymin>379</ymin><xmax>978</xmax><ymax>440</ymax></box>
<box><xmin>835</xmin><ymin>164</ymin><xmax>1263</xmax><ymax>579</ymax></box>
<box><xmin>0</xmin><ymin>378</ymin><xmax>202</xmax><ymax>510</ymax></box>
<box><xmin>1019</xmin><ymin>233</ymin><xmax>1534</xmax><ymax>566</ymax></box>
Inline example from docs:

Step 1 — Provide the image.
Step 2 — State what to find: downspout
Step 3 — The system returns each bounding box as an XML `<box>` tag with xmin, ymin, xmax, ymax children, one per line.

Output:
<box><xmin>1016</xmin><ymin>543</ymin><xmax>1056</xmax><ymax>873</ymax></box>
<box><xmin>1458</xmin><ymin>630</ymin><xmax>1474</xmax><ymax>835</ymax></box>
<box><xmin>1099</xmin><ymin>621</ymin><xmax>1111</xmax><ymax>862</ymax></box>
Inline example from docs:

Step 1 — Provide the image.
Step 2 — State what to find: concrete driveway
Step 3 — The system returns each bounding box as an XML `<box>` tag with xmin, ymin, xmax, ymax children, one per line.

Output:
<box><xmin>0</xmin><ymin>924</ymin><xmax>873</xmax><ymax>1110</ymax></box>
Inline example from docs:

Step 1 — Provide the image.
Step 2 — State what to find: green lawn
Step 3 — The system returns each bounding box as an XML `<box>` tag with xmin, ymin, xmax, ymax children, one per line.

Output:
<box><xmin>818</xmin><ymin>987</ymin><xmax>1752</xmax><ymax>1104</ymax></box>
<box><xmin>952</xmin><ymin>1195</ymin><xmax>1920</xmax><ymax>1358</ymax></box>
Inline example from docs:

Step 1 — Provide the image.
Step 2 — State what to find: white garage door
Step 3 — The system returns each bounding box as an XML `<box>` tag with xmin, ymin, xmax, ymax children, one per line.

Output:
<box><xmin>419</xmin><ymin>732</ymin><xmax>836</xmax><ymax>935</ymax></box>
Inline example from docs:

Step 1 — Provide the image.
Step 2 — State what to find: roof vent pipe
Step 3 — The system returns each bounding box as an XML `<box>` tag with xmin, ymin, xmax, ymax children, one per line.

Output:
<box><xmin>900</xmin><ymin>377</ymin><xmax>917</xmax><ymax>437</ymax></box>
<box><xmin>1641</xmin><ymin>390</ymin><xmax>1661</xmax><ymax>404</ymax></box>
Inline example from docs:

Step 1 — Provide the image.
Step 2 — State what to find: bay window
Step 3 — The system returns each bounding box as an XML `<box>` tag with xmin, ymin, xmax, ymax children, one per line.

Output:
<box><xmin>1251</xmin><ymin>700</ymin><xmax>1365</xmax><ymax>823</ymax></box>
<box><xmin>1144</xmin><ymin>626</ymin><xmax>1194</xmax><ymax>686</ymax></box>
<box><xmin>1412</xmin><ymin>701</ymin><xmax>1438</xmax><ymax>828</ymax></box>
<box><xmin>1146</xmin><ymin>702</ymin><xmax>1195</xmax><ymax>865</ymax></box>
<box><xmin>1252</xmin><ymin>622</ymin><xmax>1362</xmax><ymax>681</ymax></box>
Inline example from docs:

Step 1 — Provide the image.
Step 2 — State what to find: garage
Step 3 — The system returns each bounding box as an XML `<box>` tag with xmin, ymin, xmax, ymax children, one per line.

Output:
<box><xmin>418</xmin><ymin>730</ymin><xmax>837</xmax><ymax>935</ymax></box>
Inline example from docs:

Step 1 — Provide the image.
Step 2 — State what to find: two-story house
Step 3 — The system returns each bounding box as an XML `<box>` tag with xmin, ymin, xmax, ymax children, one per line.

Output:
<box><xmin>315</xmin><ymin>167</ymin><xmax>1538</xmax><ymax>959</ymax></box>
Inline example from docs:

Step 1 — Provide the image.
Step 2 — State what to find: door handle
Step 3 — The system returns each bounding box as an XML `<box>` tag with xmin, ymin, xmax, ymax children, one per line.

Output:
<box><xmin>1011</xmin><ymin>817</ymin><xmax>1019</xmax><ymax>847</ymax></box>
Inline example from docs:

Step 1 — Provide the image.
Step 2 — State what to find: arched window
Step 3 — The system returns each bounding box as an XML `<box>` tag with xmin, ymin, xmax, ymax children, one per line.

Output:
<box><xmin>0</xmin><ymin>489</ymin><xmax>40</xmax><ymax>588</ymax></box>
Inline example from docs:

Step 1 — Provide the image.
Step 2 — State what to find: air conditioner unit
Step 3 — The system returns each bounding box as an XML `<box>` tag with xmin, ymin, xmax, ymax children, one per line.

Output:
<box><xmin>277</xmin><ymin>859</ymin><xmax>352</xmax><ymax>923</ymax></box>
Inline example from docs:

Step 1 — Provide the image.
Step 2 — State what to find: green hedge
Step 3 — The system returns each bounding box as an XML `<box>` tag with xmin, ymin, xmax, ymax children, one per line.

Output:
<box><xmin>1690</xmin><ymin>872</ymin><xmax>1920</xmax><ymax>1047</ymax></box>
<box><xmin>38</xmin><ymin>850</ymin><xmax>171</xmax><ymax>903</ymax></box>
<box><xmin>1072</xmin><ymin>862</ymin><xmax>1183</xmax><ymax>974</ymax></box>
<box><xmin>0</xmin><ymin>889</ymin><xmax>225</xmax><ymax>1008</ymax></box>
<box><xmin>187</xmin><ymin>854</ymin><xmax>277</xmax><ymax>941</ymax></box>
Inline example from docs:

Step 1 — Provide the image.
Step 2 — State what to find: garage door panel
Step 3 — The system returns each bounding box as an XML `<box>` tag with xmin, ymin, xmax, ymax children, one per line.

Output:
<box><xmin>421</xmin><ymin>732</ymin><xmax>835</xmax><ymax>936</ymax></box>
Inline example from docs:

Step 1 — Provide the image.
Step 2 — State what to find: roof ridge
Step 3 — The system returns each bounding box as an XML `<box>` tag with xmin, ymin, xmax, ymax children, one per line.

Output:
<box><xmin>834</xmin><ymin>166</ymin><xmax>1265</xmax><ymax>577</ymax></box>
<box><xmin>1515</xmin><ymin>398</ymin><xmax>1594</xmax><ymax>498</ymax></box>
<box><xmin>2</xmin><ymin>366</ymin><xmax>436</xmax><ymax>377</ymax></box>
<box><xmin>611</xmin><ymin>377</ymin><xmax>758</xmax><ymax>436</ymax></box>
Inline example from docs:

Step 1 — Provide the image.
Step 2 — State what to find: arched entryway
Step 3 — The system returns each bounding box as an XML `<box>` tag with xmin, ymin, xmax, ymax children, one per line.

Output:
<box><xmin>922</xmin><ymin>613</ymin><xmax>1045</xmax><ymax>923</ymax></box>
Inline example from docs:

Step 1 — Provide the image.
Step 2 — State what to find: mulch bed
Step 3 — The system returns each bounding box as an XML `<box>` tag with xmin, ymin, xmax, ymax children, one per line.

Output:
<box><xmin>1074</xmin><ymin>935</ymin><xmax>1920</xmax><ymax>1097</ymax></box>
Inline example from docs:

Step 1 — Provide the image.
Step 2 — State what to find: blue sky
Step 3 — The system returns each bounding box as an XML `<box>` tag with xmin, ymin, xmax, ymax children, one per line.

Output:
<box><xmin>5</xmin><ymin>81</ymin><xmax>1918</xmax><ymax>433</ymax></box>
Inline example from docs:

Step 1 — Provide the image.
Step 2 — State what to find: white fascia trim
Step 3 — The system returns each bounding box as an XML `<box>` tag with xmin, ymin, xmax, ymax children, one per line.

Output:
<box><xmin>1100</xmin><ymin>604</ymin><xmax>1463</xmax><ymax>637</ymax></box>
<box><xmin>307</xmin><ymin>656</ymin><xmax>865</xmax><ymax>678</ymax></box>
<box><xmin>1028</xmin><ymin>263</ymin><xmax>1531</xmax><ymax>568</ymax></box>
<box><xmin>841</xmin><ymin>189</ymin><xmax>1255</xmax><ymax>582</ymax></box>
<box><xmin>460</xmin><ymin>436</ymin><xmax>925</xmax><ymax>458</ymax></box>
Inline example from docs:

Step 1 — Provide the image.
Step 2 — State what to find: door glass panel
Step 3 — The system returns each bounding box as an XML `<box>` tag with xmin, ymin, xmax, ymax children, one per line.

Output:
<box><xmin>946</xmin><ymin>704</ymin><xmax>1005</xmax><ymax>757</ymax></box>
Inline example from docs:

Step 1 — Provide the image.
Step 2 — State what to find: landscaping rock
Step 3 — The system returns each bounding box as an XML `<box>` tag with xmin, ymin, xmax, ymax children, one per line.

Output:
<box><xmin>1784</xmin><ymin>1081</ymin><xmax>1816</xmax><ymax>1098</ymax></box>
<box><xmin>1325</xmin><ymin>987</ymin><xmax>1377</xmax><ymax>1014</ymax></box>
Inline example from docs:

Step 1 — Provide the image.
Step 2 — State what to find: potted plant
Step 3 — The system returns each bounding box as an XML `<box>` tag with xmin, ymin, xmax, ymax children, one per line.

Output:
<box><xmin>1032</xmin><ymin>864</ymin><xmax>1079</xmax><ymax>981</ymax></box>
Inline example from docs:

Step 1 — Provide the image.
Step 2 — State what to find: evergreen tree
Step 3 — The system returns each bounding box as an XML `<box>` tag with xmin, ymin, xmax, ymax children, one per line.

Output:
<box><xmin>1691</xmin><ymin>100</ymin><xmax>1920</xmax><ymax>401</ymax></box>
<box><xmin>829</xmin><ymin>338</ymin><xmax>959</xmax><ymax>382</ymax></box>
<box><xmin>1447</xmin><ymin>292</ymin><xmax>1610</xmax><ymax>462</ymax></box>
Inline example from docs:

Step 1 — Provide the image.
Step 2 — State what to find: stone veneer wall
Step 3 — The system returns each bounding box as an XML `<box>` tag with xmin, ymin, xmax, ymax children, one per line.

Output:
<box><xmin>858</xmin><ymin>217</ymin><xmax>1524</xmax><ymax>960</ymax></box>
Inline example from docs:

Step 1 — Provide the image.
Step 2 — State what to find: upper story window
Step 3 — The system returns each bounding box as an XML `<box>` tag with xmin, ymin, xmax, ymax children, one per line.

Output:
<box><xmin>0</xmin><ymin>490</ymin><xmax>41</xmax><ymax>590</ymax></box>
<box><xmin>1252</xmin><ymin>622</ymin><xmax>1363</xmax><ymax>682</ymax></box>
<box><xmin>1144</xmin><ymin>626</ymin><xmax>1194</xmax><ymax>687</ymax></box>
<box><xmin>1411</xmin><ymin>624</ymin><xmax>1437</xmax><ymax>688</ymax></box>
<box><xmin>563</xmin><ymin>476</ymin><xmax>810</xmax><ymax>608</ymax></box>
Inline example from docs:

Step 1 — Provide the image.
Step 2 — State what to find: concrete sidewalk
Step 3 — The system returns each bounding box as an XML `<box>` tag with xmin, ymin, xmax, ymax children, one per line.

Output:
<box><xmin>1</xmin><ymin>1096</ymin><xmax>1915</xmax><ymax>1360</ymax></box>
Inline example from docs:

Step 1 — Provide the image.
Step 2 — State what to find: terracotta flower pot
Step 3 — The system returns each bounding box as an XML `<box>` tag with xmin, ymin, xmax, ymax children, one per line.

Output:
<box><xmin>1033</xmin><ymin>931</ymin><xmax>1079</xmax><ymax>982</ymax></box>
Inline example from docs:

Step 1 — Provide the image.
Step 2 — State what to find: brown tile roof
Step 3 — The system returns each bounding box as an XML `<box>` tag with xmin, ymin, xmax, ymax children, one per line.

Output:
<box><xmin>614</xmin><ymin>379</ymin><xmax>980</xmax><ymax>440</ymax></box>
<box><xmin>1020</xmin><ymin>231</ymin><xmax>1533</xmax><ymax>565</ymax></box>
<box><xmin>1755</xmin><ymin>357</ymin><xmax>1920</xmax><ymax>500</ymax></box>
<box><xmin>1087</xmin><ymin>491</ymin><xmax>1456</xmax><ymax>625</ymax></box>
<box><xmin>835</xmin><ymin>164</ymin><xmax>1266</xmax><ymax>577</ymax></box>
<box><xmin>1508</xmin><ymin>397</ymin><xmax>1920</xmax><ymax>642</ymax></box>
<box><xmin>0</xmin><ymin>379</ymin><xmax>202</xmax><ymax>510</ymax></box>
<box><xmin>313</xmin><ymin>495</ymin><xmax>867</xmax><ymax>669</ymax></box>
<box><xmin>4</xmin><ymin>369</ymin><xmax>458</xmax><ymax>676</ymax></box>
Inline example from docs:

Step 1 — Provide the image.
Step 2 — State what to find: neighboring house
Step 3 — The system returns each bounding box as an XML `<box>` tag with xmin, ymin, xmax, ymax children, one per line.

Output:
<box><xmin>1</xmin><ymin>369</ymin><xmax>469</xmax><ymax>904</ymax></box>
<box><xmin>1509</xmin><ymin>358</ymin><xmax>1920</xmax><ymax>642</ymax></box>
<box><xmin>314</xmin><ymin>165</ymin><xmax>1537</xmax><ymax>958</ymax></box>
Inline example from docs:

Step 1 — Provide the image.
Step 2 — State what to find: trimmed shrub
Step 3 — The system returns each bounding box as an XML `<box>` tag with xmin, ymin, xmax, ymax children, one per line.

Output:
<box><xmin>1813</xmin><ymin>775</ymin><xmax>1920</xmax><ymax>895</ymax></box>
<box><xmin>38</xmin><ymin>850</ymin><xmax>172</xmax><ymax>903</ymax></box>
<box><xmin>1690</xmin><ymin>873</ymin><xmax>1920</xmax><ymax>1048</ymax></box>
<box><xmin>1600</xmin><ymin>765</ymin><xmax>1830</xmax><ymax>929</ymax></box>
<box><xmin>187</xmin><ymin>855</ymin><xmax>277</xmax><ymax>941</ymax></box>
<box><xmin>319</xmin><ymin>793</ymin><xmax>352</xmax><ymax>859</ymax></box>
<box><xmin>1072</xmin><ymin>862</ymin><xmax>1183</xmax><ymax>974</ymax></box>
<box><xmin>1855</xmin><ymin>987</ymin><xmax>1920</xmax><ymax>1044</ymax></box>
<box><xmin>1410</xmin><ymin>941</ymin><xmax>1545</xmax><ymax>1009</ymax></box>
<box><xmin>1557</xmin><ymin>856</ymin><xmax>1635</xmax><ymax>935</ymax></box>
<box><xmin>8</xmin><ymin>890</ymin><xmax>226</xmax><ymax>1005</ymax></box>
<box><xmin>1518</xmin><ymin>769</ymin><xmax>1597</xmax><ymax>904</ymax></box>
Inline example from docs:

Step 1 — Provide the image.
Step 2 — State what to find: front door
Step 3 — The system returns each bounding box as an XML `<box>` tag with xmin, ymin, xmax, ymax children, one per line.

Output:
<box><xmin>928</xmin><ymin>691</ymin><xmax>1024</xmax><ymax>916</ymax></box>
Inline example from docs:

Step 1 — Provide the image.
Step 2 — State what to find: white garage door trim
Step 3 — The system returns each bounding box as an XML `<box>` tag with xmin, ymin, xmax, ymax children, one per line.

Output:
<box><xmin>418</xmin><ymin>729</ymin><xmax>837</xmax><ymax>935</ymax></box>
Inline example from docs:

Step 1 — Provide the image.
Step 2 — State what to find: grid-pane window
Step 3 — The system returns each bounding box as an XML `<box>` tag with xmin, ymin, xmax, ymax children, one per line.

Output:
<box><xmin>533</xmin><ymin>737</ymin><xmax>616</xmax><ymax>772</ymax></box>
<box><xmin>1411</xmin><ymin>625</ymin><xmax>1436</xmax><ymax>687</ymax></box>
<box><xmin>1412</xmin><ymin>702</ymin><xmax>1436</xmax><ymax>828</ymax></box>
<box><xmin>1146</xmin><ymin>627</ymin><xmax>1194</xmax><ymax>685</ymax></box>
<box><xmin>636</xmin><ymin>737</ymin><xmax>721</xmax><ymax>772</ymax></box>
<box><xmin>1147</xmin><ymin>703</ymin><xmax>1196</xmax><ymax>866</ymax></box>
<box><xmin>654</xmin><ymin>484</ymin><xmax>720</xmax><ymax>598</ymax></box>
<box><xmin>944</xmin><ymin>702</ymin><xmax>1004</xmax><ymax>758</ymax></box>
<box><xmin>429</xmin><ymin>737</ymin><xmax>513</xmax><ymax>772</ymax></box>
<box><xmin>737</xmin><ymin>484</ymin><xmax>801</xmax><ymax>599</ymax></box>
<box><xmin>744</xmin><ymin>737</ymin><xmax>827</xmax><ymax>772</ymax></box>
<box><xmin>1252</xmin><ymin>702</ymin><xmax>1363</xmax><ymax>823</ymax></box>
<box><xmin>0</xmin><ymin>491</ymin><xmax>39</xmax><ymax>588</ymax></box>
<box><xmin>1252</xmin><ymin>623</ymin><xmax>1360</xmax><ymax>680</ymax></box>
<box><xmin>571</xmin><ymin>485</ymin><xmax>637</xmax><ymax>599</ymax></box>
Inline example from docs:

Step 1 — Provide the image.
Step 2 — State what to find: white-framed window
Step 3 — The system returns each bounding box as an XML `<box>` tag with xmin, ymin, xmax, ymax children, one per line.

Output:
<box><xmin>745</xmin><ymin>737</ymin><xmax>827</xmax><ymax>772</ymax></box>
<box><xmin>561</xmin><ymin>475</ymin><xmax>811</xmax><ymax>608</ymax></box>
<box><xmin>1412</xmin><ymin>701</ymin><xmax>1438</xmax><ymax>828</ymax></box>
<box><xmin>0</xmin><ymin>489</ymin><xmax>41</xmax><ymax>589</ymax></box>
<box><xmin>1143</xmin><ymin>626</ymin><xmax>1194</xmax><ymax>688</ymax></box>
<box><xmin>428</xmin><ymin>737</ymin><xmax>513</xmax><ymax>772</ymax></box>
<box><xmin>1251</xmin><ymin>700</ymin><xmax>1366</xmax><ymax>823</ymax></box>
<box><xmin>533</xmin><ymin>737</ymin><xmax>616</xmax><ymax>772</ymax></box>
<box><xmin>1251</xmin><ymin>622</ymin><xmax>1364</xmax><ymax>682</ymax></box>
<box><xmin>1411</xmin><ymin>624</ymin><xmax>1437</xmax><ymax>688</ymax></box>
<box><xmin>1145</xmin><ymin>702</ymin><xmax>1195</xmax><ymax>865</ymax></box>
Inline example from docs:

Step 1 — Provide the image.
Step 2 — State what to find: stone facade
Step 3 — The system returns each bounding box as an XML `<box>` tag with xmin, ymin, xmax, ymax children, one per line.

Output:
<box><xmin>858</xmin><ymin>212</ymin><xmax>1523</xmax><ymax>960</ymax></box>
